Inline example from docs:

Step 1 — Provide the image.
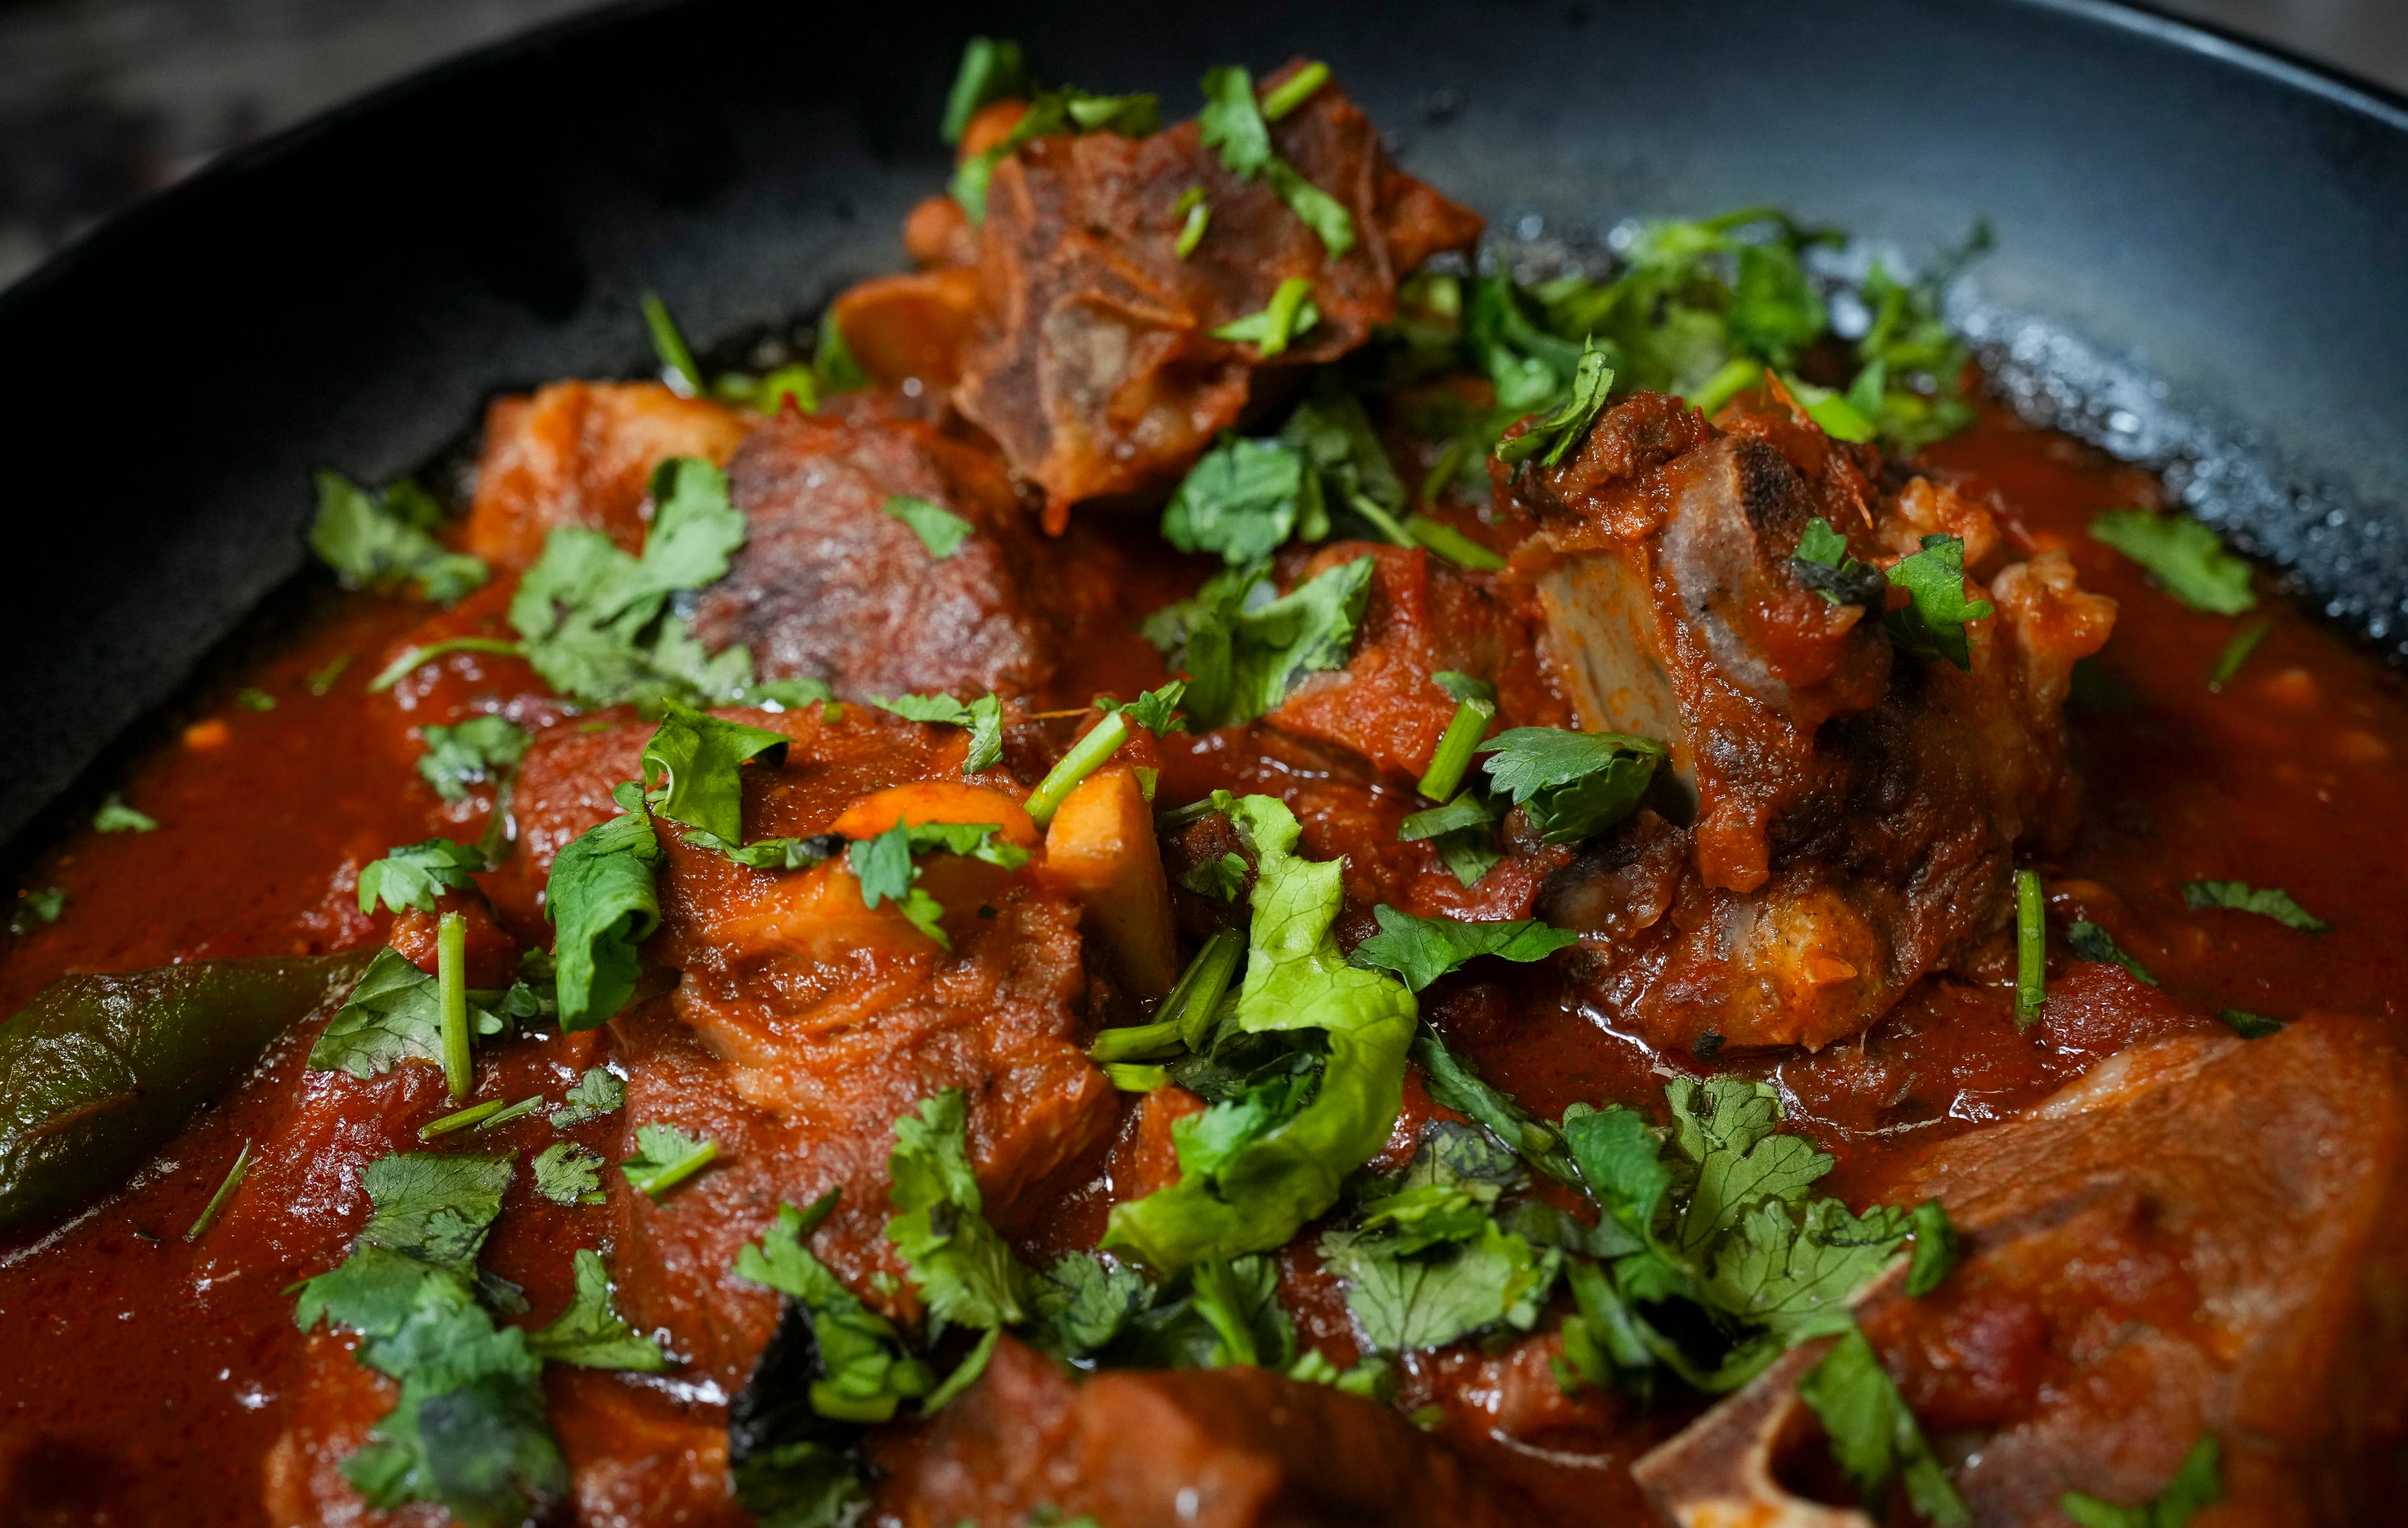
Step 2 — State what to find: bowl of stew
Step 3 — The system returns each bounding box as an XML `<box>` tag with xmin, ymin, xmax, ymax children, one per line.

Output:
<box><xmin>1</xmin><ymin>1</ymin><xmax>2404</xmax><ymax>1524</ymax></box>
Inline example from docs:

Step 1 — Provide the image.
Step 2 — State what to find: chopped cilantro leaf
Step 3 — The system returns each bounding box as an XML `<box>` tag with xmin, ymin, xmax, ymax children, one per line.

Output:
<box><xmin>308</xmin><ymin>947</ymin><xmax>505</xmax><ymax>1080</ymax></box>
<box><xmin>1494</xmin><ymin>340</ymin><xmax>1613</xmax><ymax>469</ymax></box>
<box><xmin>1476</xmin><ymin>727</ymin><xmax>1664</xmax><ymax>845</ymax></box>
<box><xmin>737</xmin><ymin>1193</ymin><xmax>937</xmax><ymax>1423</ymax></box>
<box><xmin>92</xmin><ymin>795</ymin><xmax>157</xmax><ymax>833</ymax></box>
<box><xmin>1141</xmin><ymin>557</ymin><xmax>1373</xmax><ymax>729</ymax></box>
<box><xmin>2218</xmin><ymin>1009</ymin><xmax>2286</xmax><ymax>1040</ymax></box>
<box><xmin>1319</xmin><ymin>1128</ymin><xmax>1557</xmax><ymax>1352</ymax></box>
<box><xmin>1186</xmin><ymin>1253</ymin><xmax>1296</xmax><ymax>1368</ymax></box>
<box><xmin>2061</xmin><ymin>1433</ymin><xmax>2224</xmax><ymax>1528</ymax></box>
<box><xmin>1095</xmin><ymin>680</ymin><xmax>1188</xmax><ymax>738</ymax></box>
<box><xmin>1161</xmin><ymin>435</ymin><xmax>1323</xmax><ymax>565</ymax></box>
<box><xmin>2182</xmin><ymin>879</ymin><xmax>2329</xmax><ymax>932</ymax></box>
<box><xmin>883</xmin><ymin>495</ymin><xmax>974</xmax><ymax>558</ymax></box>
<box><xmin>871</xmin><ymin>692</ymin><xmax>1005</xmax><ymax>773</ymax></box>
<box><xmin>530</xmin><ymin>1143</ymin><xmax>608</xmax><ymax>1206</ymax></box>
<box><xmin>1414</xmin><ymin>1027</ymin><xmax>1581</xmax><ymax>1187</ymax></box>
<box><xmin>621</xmin><ymin>1123</ymin><xmax>720</xmax><ymax>1201</ymax></box>
<box><xmin>953</xmin><ymin>85</ymin><xmax>1159</xmax><ymax>219</ymax></box>
<box><xmin>309</xmin><ymin>471</ymin><xmax>488</xmax><ymax>605</ymax></box>
<box><xmin>1104</xmin><ymin>795</ymin><xmax>1417</xmax><ymax>1273</ymax></box>
<box><xmin>940</xmin><ymin>36</ymin><xmax>1030</xmax><ymax>143</ymax></box>
<box><xmin>1397</xmin><ymin>790</ymin><xmax>1502</xmax><ymax>888</ymax></box>
<box><xmin>641</xmin><ymin>702</ymin><xmax>789</xmax><ymax>846</ymax></box>
<box><xmin>1348</xmin><ymin>905</ymin><xmax>1577</xmax><ymax>992</ymax></box>
<box><xmin>1196</xmin><ymin>65</ymin><xmax>1355</xmax><ymax>257</ymax></box>
<box><xmin>885</xmin><ymin>1090</ymin><xmax>1034</xmax><ymax>1329</ymax></box>
<box><xmin>358</xmin><ymin>838</ymin><xmax>486</xmax><ymax>917</ymax></box>
<box><xmin>846</xmin><ymin>820</ymin><xmax>1026</xmax><ymax>949</ymax></box>
<box><xmin>1790</xmin><ymin>517</ymin><xmax>1887</xmax><ymax>607</ymax></box>
<box><xmin>548</xmin><ymin>1068</ymin><xmax>625</xmax><ymax>1129</ymax></box>
<box><xmin>416</xmin><ymin>715</ymin><xmax>529</xmax><ymax>802</ymax></box>
<box><xmin>1544</xmin><ymin>1077</ymin><xmax>1917</xmax><ymax>1395</ymax></box>
<box><xmin>290</xmin><ymin>1153</ymin><xmax>565</xmax><ymax>1526</ymax></box>
<box><xmin>544</xmin><ymin>802</ymin><xmax>664</xmax><ymax>1031</ymax></box>
<box><xmin>1211</xmin><ymin>277</ymin><xmax>1320</xmax><ymax>358</ymax></box>
<box><xmin>718</xmin><ymin>833</ymin><xmax>845</xmax><ymax>870</ymax></box>
<box><xmin>1905</xmin><ymin>1198</ymin><xmax>1959</xmax><ymax>1298</ymax></box>
<box><xmin>10</xmin><ymin>885</ymin><xmax>65</xmax><ymax>934</ymax></box>
<box><xmin>1797</xmin><ymin>1326</ymin><xmax>1971</xmax><ymax>1525</ymax></box>
<box><xmin>236</xmin><ymin>687</ymin><xmax>277</xmax><ymax>711</ymax></box>
<box><xmin>524</xmin><ymin>1249</ymin><xmax>667</xmax><ymax>1370</ymax></box>
<box><xmin>1882</xmin><ymin>533</ymin><xmax>1995</xmax><ymax>670</ymax></box>
<box><xmin>2067</xmin><ymin>920</ymin><xmax>2157</xmax><ymax>985</ymax></box>
<box><xmin>1033</xmin><ymin>1251</ymin><xmax>1152</xmax><ymax>1359</ymax></box>
<box><xmin>509</xmin><ymin>456</ymin><xmax>751</xmax><ymax>708</ymax></box>
<box><xmin>2092</xmin><ymin>510</ymin><xmax>2257</xmax><ymax>615</ymax></box>
<box><xmin>1781</xmin><ymin>372</ymin><xmax>1879</xmax><ymax>443</ymax></box>
<box><xmin>1179</xmin><ymin>852</ymin><xmax>1249</xmax><ymax>902</ymax></box>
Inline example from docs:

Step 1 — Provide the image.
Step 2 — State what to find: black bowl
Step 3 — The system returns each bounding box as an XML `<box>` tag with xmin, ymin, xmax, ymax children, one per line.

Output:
<box><xmin>3</xmin><ymin>0</ymin><xmax>2402</xmax><ymax>859</ymax></box>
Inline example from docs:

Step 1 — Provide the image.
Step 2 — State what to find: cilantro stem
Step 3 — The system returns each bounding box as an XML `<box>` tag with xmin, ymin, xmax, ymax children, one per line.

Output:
<box><xmin>1259</xmin><ymin>61</ymin><xmax>1331</xmax><ymax>121</ymax></box>
<box><xmin>2207</xmin><ymin>618</ymin><xmax>2271</xmax><ymax>691</ymax></box>
<box><xmin>1417</xmin><ymin>697</ymin><xmax>1496</xmax><ymax>802</ymax></box>
<box><xmin>182</xmin><ymin>1139</ymin><xmax>252</xmax><ymax>1242</ymax></box>
<box><xmin>420</xmin><ymin>1097</ymin><xmax>505</xmax><ymax>1140</ymax></box>
<box><xmin>1090</xmin><ymin>1018</ymin><xmax>1185</xmax><ymax>1062</ymax></box>
<box><xmin>1404</xmin><ymin>513</ymin><xmax>1506</xmax><ymax>572</ymax></box>
<box><xmin>1682</xmin><ymin>357</ymin><xmax>1767</xmax><ymax>416</ymax></box>
<box><xmin>1101</xmin><ymin>1062</ymin><xmax>1170</xmax><ymax>1092</ymax></box>
<box><xmin>627</xmin><ymin>1137</ymin><xmax>719</xmax><ymax>1199</ymax></box>
<box><xmin>1416</xmin><ymin>438</ymin><xmax>1476</xmax><ymax>509</ymax></box>
<box><xmin>305</xmin><ymin>652</ymin><xmax>352</xmax><ymax>696</ymax></box>
<box><xmin>1166</xmin><ymin>927</ymin><xmax>1245</xmax><ymax>1051</ymax></box>
<box><xmin>2013</xmin><ymin>868</ymin><xmax>2045</xmax><ymax>1031</ymax></box>
<box><xmin>438</xmin><ymin>911</ymin><xmax>473</xmax><ymax>1101</ymax></box>
<box><xmin>477</xmin><ymin>1095</ymin><xmax>544</xmax><ymax>1131</ymax></box>
<box><xmin>368</xmin><ymin>636</ymin><xmax>523</xmax><ymax>693</ymax></box>
<box><xmin>642</xmin><ymin>290</ymin><xmax>705</xmax><ymax>397</ymax></box>
<box><xmin>1347</xmin><ymin>492</ymin><xmax>1416</xmax><ymax>550</ymax></box>
<box><xmin>1024</xmin><ymin>713</ymin><xmax>1131</xmax><ymax>825</ymax></box>
<box><xmin>1174</xmin><ymin>186</ymin><xmax>1210</xmax><ymax>259</ymax></box>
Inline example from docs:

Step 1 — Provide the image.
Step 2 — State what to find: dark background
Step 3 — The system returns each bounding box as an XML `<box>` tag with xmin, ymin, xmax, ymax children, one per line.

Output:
<box><xmin>0</xmin><ymin>0</ymin><xmax>2402</xmax><ymax>292</ymax></box>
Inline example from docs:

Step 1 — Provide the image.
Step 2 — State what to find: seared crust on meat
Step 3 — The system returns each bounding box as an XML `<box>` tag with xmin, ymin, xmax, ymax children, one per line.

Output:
<box><xmin>952</xmin><ymin>72</ymin><xmax>1481</xmax><ymax>524</ymax></box>
<box><xmin>1518</xmin><ymin>393</ymin><xmax>2115</xmax><ymax>1049</ymax></box>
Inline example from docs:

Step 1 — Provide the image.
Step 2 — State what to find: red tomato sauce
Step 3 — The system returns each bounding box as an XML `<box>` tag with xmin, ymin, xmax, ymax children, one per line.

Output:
<box><xmin>1</xmin><ymin>404</ymin><xmax>2400</xmax><ymax>1523</ymax></box>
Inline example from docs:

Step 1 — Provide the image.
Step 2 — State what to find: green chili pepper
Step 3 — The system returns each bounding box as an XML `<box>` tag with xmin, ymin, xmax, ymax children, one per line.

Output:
<box><xmin>0</xmin><ymin>952</ymin><xmax>369</xmax><ymax>1234</ymax></box>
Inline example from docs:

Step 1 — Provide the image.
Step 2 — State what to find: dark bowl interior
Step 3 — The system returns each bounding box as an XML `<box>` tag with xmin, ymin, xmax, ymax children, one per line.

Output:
<box><xmin>4</xmin><ymin>0</ymin><xmax>2403</xmax><ymax>862</ymax></box>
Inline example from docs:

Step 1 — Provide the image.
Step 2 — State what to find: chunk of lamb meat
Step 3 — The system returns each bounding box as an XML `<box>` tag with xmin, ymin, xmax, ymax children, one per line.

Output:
<box><xmin>1516</xmin><ymin>392</ymin><xmax>2115</xmax><ymax>1050</ymax></box>
<box><xmin>1634</xmin><ymin>1014</ymin><xmax>2408</xmax><ymax>1526</ymax></box>
<box><xmin>506</xmin><ymin>705</ymin><xmax>1124</xmax><ymax>1392</ymax></box>
<box><xmin>873</xmin><ymin>1332</ymin><xmax>1527</xmax><ymax>1527</ymax></box>
<box><xmin>953</xmin><ymin>68</ymin><xmax>1483</xmax><ymax>524</ymax></box>
<box><xmin>687</xmin><ymin>409</ymin><xmax>1130</xmax><ymax>703</ymax></box>
<box><xmin>1267</xmin><ymin>541</ymin><xmax>1573</xmax><ymax>779</ymax></box>
<box><xmin>463</xmin><ymin>380</ymin><xmax>753</xmax><ymax>568</ymax></box>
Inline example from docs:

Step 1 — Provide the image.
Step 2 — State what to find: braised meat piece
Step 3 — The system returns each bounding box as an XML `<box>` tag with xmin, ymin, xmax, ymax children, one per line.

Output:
<box><xmin>689</xmin><ymin>409</ymin><xmax>1121</xmax><ymax>702</ymax></box>
<box><xmin>506</xmin><ymin>706</ymin><xmax>1121</xmax><ymax>1391</ymax></box>
<box><xmin>953</xmin><ymin>70</ymin><xmax>1483</xmax><ymax>524</ymax></box>
<box><xmin>877</xmin><ymin>1333</ymin><xmax>1526</xmax><ymax>1527</ymax></box>
<box><xmin>1267</xmin><ymin>542</ymin><xmax>1572</xmax><ymax>780</ymax></box>
<box><xmin>1635</xmin><ymin>1015</ymin><xmax>2408</xmax><ymax>1525</ymax></box>
<box><xmin>1518</xmin><ymin>394</ymin><xmax>2115</xmax><ymax>1049</ymax></box>
<box><xmin>464</xmin><ymin>380</ymin><xmax>753</xmax><ymax>567</ymax></box>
